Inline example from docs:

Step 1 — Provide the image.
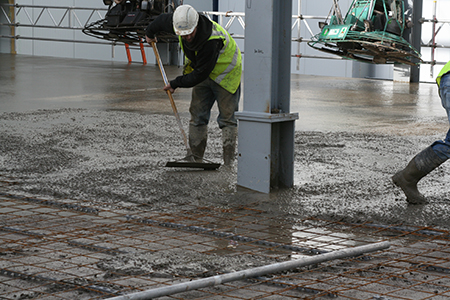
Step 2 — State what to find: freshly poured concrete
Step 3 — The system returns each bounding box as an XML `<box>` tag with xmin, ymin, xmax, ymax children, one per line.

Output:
<box><xmin>1</xmin><ymin>52</ymin><xmax>449</xmax><ymax>228</ymax></box>
<box><xmin>2</xmin><ymin>53</ymin><xmax>450</xmax><ymax>299</ymax></box>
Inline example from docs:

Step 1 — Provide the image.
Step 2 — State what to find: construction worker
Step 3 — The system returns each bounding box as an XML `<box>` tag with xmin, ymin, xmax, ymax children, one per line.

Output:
<box><xmin>392</xmin><ymin>60</ymin><xmax>450</xmax><ymax>204</ymax></box>
<box><xmin>145</xmin><ymin>4</ymin><xmax>242</xmax><ymax>166</ymax></box>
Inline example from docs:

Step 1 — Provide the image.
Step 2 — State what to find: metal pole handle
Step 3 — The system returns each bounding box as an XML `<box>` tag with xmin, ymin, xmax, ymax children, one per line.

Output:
<box><xmin>151</xmin><ymin>41</ymin><xmax>193</xmax><ymax>158</ymax></box>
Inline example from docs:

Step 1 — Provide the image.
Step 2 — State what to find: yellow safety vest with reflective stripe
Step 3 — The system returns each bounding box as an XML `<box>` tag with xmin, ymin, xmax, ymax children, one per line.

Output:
<box><xmin>179</xmin><ymin>20</ymin><xmax>242</xmax><ymax>94</ymax></box>
<box><xmin>437</xmin><ymin>61</ymin><xmax>450</xmax><ymax>87</ymax></box>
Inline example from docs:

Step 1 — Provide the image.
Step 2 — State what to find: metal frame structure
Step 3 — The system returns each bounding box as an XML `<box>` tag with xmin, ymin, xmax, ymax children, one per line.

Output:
<box><xmin>0</xmin><ymin>4</ymin><xmax>109</xmax><ymax>44</ymax></box>
<box><xmin>0</xmin><ymin>2</ymin><xmax>336</xmax><ymax>63</ymax></box>
<box><xmin>0</xmin><ymin>2</ymin><xmax>449</xmax><ymax>74</ymax></box>
<box><xmin>0</xmin><ymin>3</ymin><xmax>150</xmax><ymax>61</ymax></box>
<box><xmin>419</xmin><ymin>0</ymin><xmax>450</xmax><ymax>76</ymax></box>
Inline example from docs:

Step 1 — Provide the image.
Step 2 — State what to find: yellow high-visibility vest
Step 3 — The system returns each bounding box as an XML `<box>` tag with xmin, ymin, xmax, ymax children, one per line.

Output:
<box><xmin>180</xmin><ymin>20</ymin><xmax>242</xmax><ymax>94</ymax></box>
<box><xmin>437</xmin><ymin>61</ymin><xmax>450</xmax><ymax>87</ymax></box>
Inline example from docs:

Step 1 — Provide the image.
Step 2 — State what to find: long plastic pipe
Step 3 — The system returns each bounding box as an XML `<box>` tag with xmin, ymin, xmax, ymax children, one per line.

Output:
<box><xmin>107</xmin><ymin>241</ymin><xmax>390</xmax><ymax>300</ymax></box>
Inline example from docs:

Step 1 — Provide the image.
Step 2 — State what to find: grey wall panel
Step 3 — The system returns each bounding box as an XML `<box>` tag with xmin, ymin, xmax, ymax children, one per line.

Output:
<box><xmin>0</xmin><ymin>0</ymin><xmax>10</xmax><ymax>53</ymax></box>
<box><xmin>184</xmin><ymin>0</ymin><xmax>212</xmax><ymax>11</ymax></box>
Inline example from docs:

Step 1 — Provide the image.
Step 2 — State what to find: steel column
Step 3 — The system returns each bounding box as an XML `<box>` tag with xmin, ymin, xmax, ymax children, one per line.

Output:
<box><xmin>410</xmin><ymin>0</ymin><xmax>423</xmax><ymax>82</ymax></box>
<box><xmin>236</xmin><ymin>0</ymin><xmax>298</xmax><ymax>193</ymax></box>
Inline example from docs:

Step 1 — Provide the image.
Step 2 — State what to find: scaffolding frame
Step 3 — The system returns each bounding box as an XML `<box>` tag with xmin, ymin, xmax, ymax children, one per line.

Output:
<box><xmin>0</xmin><ymin>2</ymin><xmax>333</xmax><ymax>64</ymax></box>
<box><xmin>0</xmin><ymin>4</ymin><xmax>107</xmax><ymax>37</ymax></box>
<box><xmin>0</xmin><ymin>1</ymin><xmax>449</xmax><ymax>72</ymax></box>
<box><xmin>419</xmin><ymin>0</ymin><xmax>450</xmax><ymax>77</ymax></box>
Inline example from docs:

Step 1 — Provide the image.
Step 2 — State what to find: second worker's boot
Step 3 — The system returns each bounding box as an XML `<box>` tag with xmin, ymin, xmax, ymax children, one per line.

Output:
<box><xmin>222</xmin><ymin>127</ymin><xmax>237</xmax><ymax>166</ymax></box>
<box><xmin>189</xmin><ymin>124</ymin><xmax>208</xmax><ymax>162</ymax></box>
<box><xmin>392</xmin><ymin>146</ymin><xmax>447</xmax><ymax>204</ymax></box>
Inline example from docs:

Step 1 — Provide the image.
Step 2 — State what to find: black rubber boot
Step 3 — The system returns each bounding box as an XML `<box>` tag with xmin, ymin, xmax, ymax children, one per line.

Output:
<box><xmin>222</xmin><ymin>127</ymin><xmax>237</xmax><ymax>166</ymax></box>
<box><xmin>392</xmin><ymin>146</ymin><xmax>447</xmax><ymax>204</ymax></box>
<box><xmin>189</xmin><ymin>125</ymin><xmax>207</xmax><ymax>162</ymax></box>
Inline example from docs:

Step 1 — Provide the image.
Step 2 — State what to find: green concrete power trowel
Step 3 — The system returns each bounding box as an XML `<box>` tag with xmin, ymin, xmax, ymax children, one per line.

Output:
<box><xmin>151</xmin><ymin>42</ymin><xmax>220</xmax><ymax>170</ymax></box>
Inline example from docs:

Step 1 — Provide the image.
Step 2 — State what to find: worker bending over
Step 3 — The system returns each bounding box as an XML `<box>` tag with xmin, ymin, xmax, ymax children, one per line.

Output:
<box><xmin>145</xmin><ymin>5</ymin><xmax>242</xmax><ymax>166</ymax></box>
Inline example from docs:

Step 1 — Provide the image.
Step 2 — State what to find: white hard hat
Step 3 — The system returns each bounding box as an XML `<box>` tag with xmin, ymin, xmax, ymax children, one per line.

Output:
<box><xmin>173</xmin><ymin>5</ymin><xmax>199</xmax><ymax>36</ymax></box>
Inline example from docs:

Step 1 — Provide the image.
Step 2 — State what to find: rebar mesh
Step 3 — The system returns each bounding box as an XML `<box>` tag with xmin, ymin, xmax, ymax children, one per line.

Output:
<box><xmin>1</xmin><ymin>189</ymin><xmax>450</xmax><ymax>299</ymax></box>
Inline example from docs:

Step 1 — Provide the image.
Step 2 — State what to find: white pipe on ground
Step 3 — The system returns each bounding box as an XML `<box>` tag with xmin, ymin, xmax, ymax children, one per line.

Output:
<box><xmin>108</xmin><ymin>241</ymin><xmax>390</xmax><ymax>300</ymax></box>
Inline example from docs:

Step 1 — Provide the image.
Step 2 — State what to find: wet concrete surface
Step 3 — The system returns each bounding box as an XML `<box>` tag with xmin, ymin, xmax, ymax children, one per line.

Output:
<box><xmin>1</xmin><ymin>53</ymin><xmax>449</xmax><ymax>227</ymax></box>
<box><xmin>1</xmin><ymin>53</ymin><xmax>450</xmax><ymax>299</ymax></box>
<box><xmin>0</xmin><ymin>53</ymin><xmax>193</xmax><ymax>115</ymax></box>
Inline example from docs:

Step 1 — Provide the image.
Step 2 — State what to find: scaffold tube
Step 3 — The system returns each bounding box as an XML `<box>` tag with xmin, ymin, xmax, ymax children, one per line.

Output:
<box><xmin>107</xmin><ymin>241</ymin><xmax>390</xmax><ymax>300</ymax></box>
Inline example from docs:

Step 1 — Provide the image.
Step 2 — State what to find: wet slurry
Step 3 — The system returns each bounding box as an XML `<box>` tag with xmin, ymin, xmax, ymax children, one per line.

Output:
<box><xmin>1</xmin><ymin>53</ymin><xmax>449</xmax><ymax>229</ymax></box>
<box><xmin>2</xmin><ymin>53</ymin><xmax>450</xmax><ymax>299</ymax></box>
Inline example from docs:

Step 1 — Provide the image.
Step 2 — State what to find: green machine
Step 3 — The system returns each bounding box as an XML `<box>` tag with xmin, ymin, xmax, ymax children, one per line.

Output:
<box><xmin>308</xmin><ymin>0</ymin><xmax>421</xmax><ymax>65</ymax></box>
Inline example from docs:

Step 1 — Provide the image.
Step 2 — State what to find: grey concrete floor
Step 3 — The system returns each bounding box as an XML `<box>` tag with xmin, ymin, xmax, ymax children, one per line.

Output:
<box><xmin>1</xmin><ymin>52</ymin><xmax>449</xmax><ymax>214</ymax></box>
<box><xmin>1</xmin><ymin>53</ymin><xmax>446</xmax><ymax>134</ymax></box>
<box><xmin>2</xmin><ymin>53</ymin><xmax>450</xmax><ymax>300</ymax></box>
<box><xmin>1</xmin><ymin>52</ymin><xmax>450</xmax><ymax>222</ymax></box>
<box><xmin>0</xmin><ymin>53</ymin><xmax>192</xmax><ymax>115</ymax></box>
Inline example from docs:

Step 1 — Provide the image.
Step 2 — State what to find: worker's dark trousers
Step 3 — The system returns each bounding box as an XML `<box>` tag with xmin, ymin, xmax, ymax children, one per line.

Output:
<box><xmin>432</xmin><ymin>73</ymin><xmax>450</xmax><ymax>161</ymax></box>
<box><xmin>189</xmin><ymin>78</ymin><xmax>240</xmax><ymax>129</ymax></box>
